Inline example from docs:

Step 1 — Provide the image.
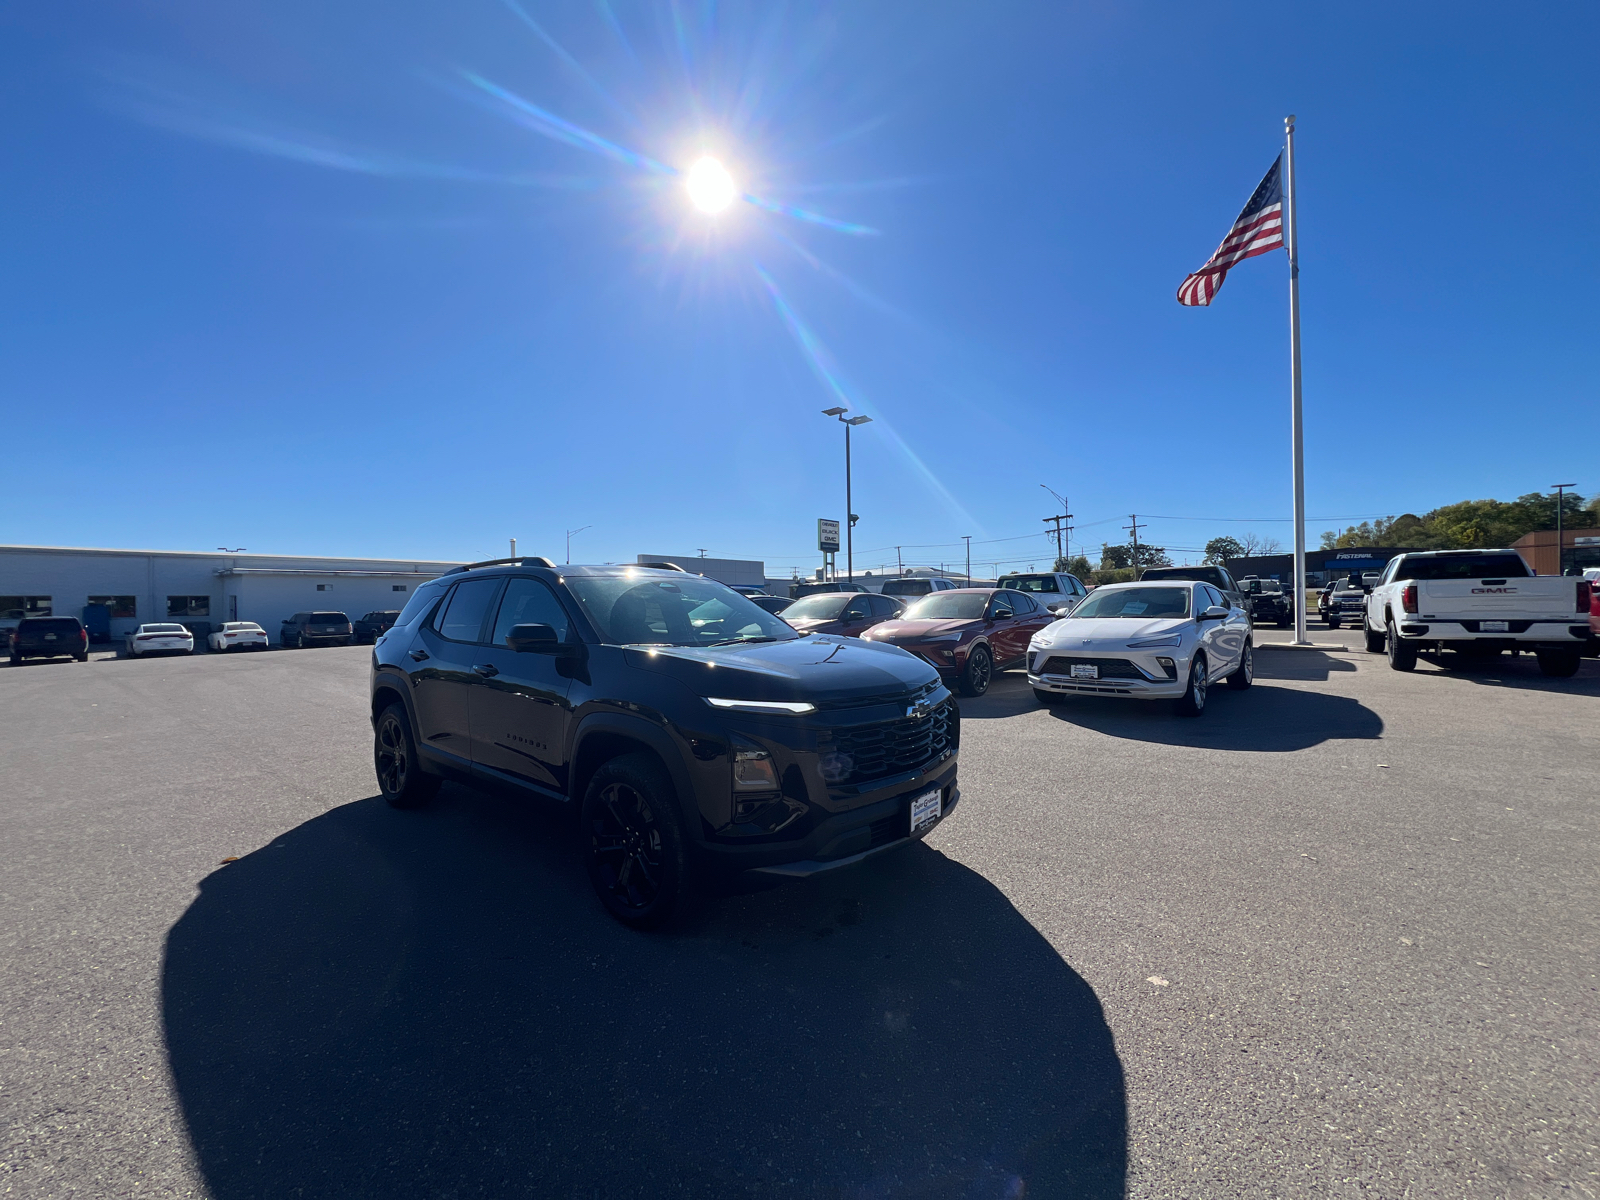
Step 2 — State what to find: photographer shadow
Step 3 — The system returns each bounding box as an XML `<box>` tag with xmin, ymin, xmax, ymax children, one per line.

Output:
<box><xmin>162</xmin><ymin>787</ymin><xmax>1126</xmax><ymax>1199</ymax></box>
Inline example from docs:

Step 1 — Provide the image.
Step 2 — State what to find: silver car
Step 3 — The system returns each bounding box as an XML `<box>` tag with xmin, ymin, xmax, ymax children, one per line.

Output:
<box><xmin>1026</xmin><ymin>580</ymin><xmax>1254</xmax><ymax>716</ymax></box>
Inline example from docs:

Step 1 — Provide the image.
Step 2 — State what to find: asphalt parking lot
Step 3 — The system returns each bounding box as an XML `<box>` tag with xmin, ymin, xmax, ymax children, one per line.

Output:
<box><xmin>2</xmin><ymin>632</ymin><xmax>1597</xmax><ymax>1199</ymax></box>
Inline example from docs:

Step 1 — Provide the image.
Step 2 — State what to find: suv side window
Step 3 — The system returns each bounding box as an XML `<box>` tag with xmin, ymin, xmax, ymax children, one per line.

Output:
<box><xmin>435</xmin><ymin>578</ymin><xmax>502</xmax><ymax>643</ymax></box>
<box><xmin>987</xmin><ymin>594</ymin><xmax>1015</xmax><ymax>620</ymax></box>
<box><xmin>491</xmin><ymin>577</ymin><xmax>570</xmax><ymax>646</ymax></box>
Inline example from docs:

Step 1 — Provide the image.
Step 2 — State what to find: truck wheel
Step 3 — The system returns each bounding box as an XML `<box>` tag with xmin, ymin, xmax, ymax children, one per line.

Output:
<box><xmin>1226</xmin><ymin>642</ymin><xmax>1253</xmax><ymax>689</ymax></box>
<box><xmin>1536</xmin><ymin>650</ymin><xmax>1581</xmax><ymax>678</ymax></box>
<box><xmin>958</xmin><ymin>644</ymin><xmax>992</xmax><ymax>697</ymax></box>
<box><xmin>582</xmin><ymin>753</ymin><xmax>689</xmax><ymax>929</ymax></box>
<box><xmin>1386</xmin><ymin>619</ymin><xmax>1417</xmax><ymax>671</ymax></box>
<box><xmin>1174</xmin><ymin>655</ymin><xmax>1208</xmax><ymax>716</ymax></box>
<box><xmin>1326</xmin><ymin>617</ymin><xmax>1341</xmax><ymax>629</ymax></box>
<box><xmin>1363</xmin><ymin>622</ymin><xmax>1385</xmax><ymax>654</ymax></box>
<box><xmin>374</xmin><ymin>703</ymin><xmax>440</xmax><ymax>810</ymax></box>
<box><xmin>75</xmin><ymin>652</ymin><xmax>89</xmax><ymax>662</ymax></box>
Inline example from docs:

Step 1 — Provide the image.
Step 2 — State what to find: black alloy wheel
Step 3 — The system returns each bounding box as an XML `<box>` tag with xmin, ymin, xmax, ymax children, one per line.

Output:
<box><xmin>583</xmin><ymin>754</ymin><xmax>688</xmax><ymax>928</ymax></box>
<box><xmin>1226</xmin><ymin>641</ymin><xmax>1253</xmax><ymax>689</ymax></box>
<box><xmin>1536</xmin><ymin>650</ymin><xmax>1581</xmax><ymax>678</ymax></box>
<box><xmin>1364</xmin><ymin>621</ymin><xmax>1386</xmax><ymax>653</ymax></box>
<box><xmin>1175</xmin><ymin>655</ymin><xmax>1208</xmax><ymax>716</ymax></box>
<box><xmin>959</xmin><ymin>643</ymin><xmax>992</xmax><ymax>697</ymax></box>
<box><xmin>375</xmin><ymin>703</ymin><xmax>439</xmax><ymax>810</ymax></box>
<box><xmin>1386</xmin><ymin>619</ymin><xmax>1417</xmax><ymax>671</ymax></box>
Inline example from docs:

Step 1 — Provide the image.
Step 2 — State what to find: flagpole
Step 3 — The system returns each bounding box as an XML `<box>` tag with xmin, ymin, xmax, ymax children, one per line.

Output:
<box><xmin>1285</xmin><ymin>114</ymin><xmax>1309</xmax><ymax>645</ymax></box>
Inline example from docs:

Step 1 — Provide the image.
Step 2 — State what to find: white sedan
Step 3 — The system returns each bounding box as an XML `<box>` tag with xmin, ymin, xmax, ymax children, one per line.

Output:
<box><xmin>1026</xmin><ymin>579</ymin><xmax>1254</xmax><ymax>716</ymax></box>
<box><xmin>207</xmin><ymin>622</ymin><xmax>269</xmax><ymax>652</ymax></box>
<box><xmin>125</xmin><ymin>623</ymin><xmax>195</xmax><ymax>657</ymax></box>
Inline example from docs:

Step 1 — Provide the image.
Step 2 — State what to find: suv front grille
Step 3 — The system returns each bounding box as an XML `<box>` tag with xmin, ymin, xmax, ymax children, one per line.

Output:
<box><xmin>1038</xmin><ymin>655</ymin><xmax>1145</xmax><ymax>680</ymax></box>
<box><xmin>823</xmin><ymin>701</ymin><xmax>955</xmax><ymax>787</ymax></box>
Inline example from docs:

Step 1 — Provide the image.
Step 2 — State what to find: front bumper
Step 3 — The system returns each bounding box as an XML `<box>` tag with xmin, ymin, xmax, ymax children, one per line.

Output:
<box><xmin>700</xmin><ymin>756</ymin><xmax>960</xmax><ymax>877</ymax></box>
<box><xmin>1026</xmin><ymin>645</ymin><xmax>1190</xmax><ymax>699</ymax></box>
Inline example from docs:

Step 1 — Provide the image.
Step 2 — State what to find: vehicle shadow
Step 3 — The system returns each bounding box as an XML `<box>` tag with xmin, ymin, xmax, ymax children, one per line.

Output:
<box><xmin>1043</xmin><ymin>682</ymin><xmax>1381</xmax><ymax>751</ymax></box>
<box><xmin>162</xmin><ymin>787</ymin><xmax>1127</xmax><ymax>1199</ymax></box>
<box><xmin>1407</xmin><ymin>650</ymin><xmax>1600</xmax><ymax>694</ymax></box>
<box><xmin>1252</xmin><ymin>647</ymin><xmax>1358</xmax><ymax>682</ymax></box>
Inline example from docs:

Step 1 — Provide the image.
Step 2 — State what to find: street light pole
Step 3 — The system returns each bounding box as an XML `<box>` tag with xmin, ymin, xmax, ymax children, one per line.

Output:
<box><xmin>821</xmin><ymin>407</ymin><xmax>872</xmax><ymax>583</ymax></box>
<box><xmin>565</xmin><ymin>525</ymin><xmax>592</xmax><ymax>564</ymax></box>
<box><xmin>1553</xmin><ymin>484</ymin><xmax>1576</xmax><ymax>575</ymax></box>
<box><xmin>963</xmin><ymin>535</ymin><xmax>972</xmax><ymax>583</ymax></box>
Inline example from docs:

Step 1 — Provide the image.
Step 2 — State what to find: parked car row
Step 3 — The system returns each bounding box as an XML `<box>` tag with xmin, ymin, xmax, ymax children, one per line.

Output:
<box><xmin>6</xmin><ymin>610</ymin><xmax>397</xmax><ymax>666</ymax></box>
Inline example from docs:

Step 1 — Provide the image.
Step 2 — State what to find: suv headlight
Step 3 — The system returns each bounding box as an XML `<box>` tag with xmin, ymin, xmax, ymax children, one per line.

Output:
<box><xmin>1127</xmin><ymin>633</ymin><xmax>1183</xmax><ymax>649</ymax></box>
<box><xmin>731</xmin><ymin>735</ymin><xmax>780</xmax><ymax>791</ymax></box>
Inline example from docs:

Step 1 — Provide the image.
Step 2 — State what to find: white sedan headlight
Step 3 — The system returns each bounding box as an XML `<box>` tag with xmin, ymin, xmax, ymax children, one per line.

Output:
<box><xmin>1126</xmin><ymin>633</ymin><xmax>1183</xmax><ymax>649</ymax></box>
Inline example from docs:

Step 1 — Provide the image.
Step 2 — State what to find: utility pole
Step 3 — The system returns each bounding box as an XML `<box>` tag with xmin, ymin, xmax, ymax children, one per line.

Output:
<box><xmin>1040</xmin><ymin>484</ymin><xmax>1072</xmax><ymax>566</ymax></box>
<box><xmin>896</xmin><ymin>546</ymin><xmax>903</xmax><ymax>577</ymax></box>
<box><xmin>1553</xmin><ymin>484</ymin><xmax>1577</xmax><ymax>575</ymax></box>
<box><xmin>1125</xmin><ymin>514</ymin><xmax>1144</xmax><ymax>574</ymax></box>
<box><xmin>963</xmin><ymin>535</ymin><xmax>972</xmax><ymax>583</ymax></box>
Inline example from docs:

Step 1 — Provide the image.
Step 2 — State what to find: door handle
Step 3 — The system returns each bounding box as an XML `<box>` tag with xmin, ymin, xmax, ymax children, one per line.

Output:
<box><xmin>409</xmin><ymin>649</ymin><xmax>429</xmax><ymax>662</ymax></box>
<box><xmin>473</xmin><ymin>663</ymin><xmax>499</xmax><ymax>678</ymax></box>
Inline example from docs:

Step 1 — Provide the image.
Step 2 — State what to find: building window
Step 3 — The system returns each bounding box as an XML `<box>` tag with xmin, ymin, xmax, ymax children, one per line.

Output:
<box><xmin>317</xmin><ymin>583</ymin><xmax>332</xmax><ymax>592</ymax></box>
<box><xmin>88</xmin><ymin>595</ymin><xmax>138</xmax><ymax>619</ymax></box>
<box><xmin>0</xmin><ymin>596</ymin><xmax>51</xmax><ymax>620</ymax></box>
<box><xmin>167</xmin><ymin>596</ymin><xmax>210</xmax><ymax>618</ymax></box>
<box><xmin>392</xmin><ymin>584</ymin><xmax>408</xmax><ymax>592</ymax></box>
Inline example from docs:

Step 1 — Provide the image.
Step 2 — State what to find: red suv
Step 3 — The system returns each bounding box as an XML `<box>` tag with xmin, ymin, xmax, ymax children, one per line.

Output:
<box><xmin>861</xmin><ymin>588</ymin><xmax>1054</xmax><ymax>696</ymax></box>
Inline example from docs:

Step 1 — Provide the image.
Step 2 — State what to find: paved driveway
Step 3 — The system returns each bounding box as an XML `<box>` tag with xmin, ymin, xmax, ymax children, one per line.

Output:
<box><xmin>1</xmin><ymin>635</ymin><xmax>1596</xmax><ymax>1197</ymax></box>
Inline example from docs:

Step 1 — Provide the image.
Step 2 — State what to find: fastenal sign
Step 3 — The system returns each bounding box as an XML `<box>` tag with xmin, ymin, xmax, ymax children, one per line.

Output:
<box><xmin>817</xmin><ymin>519</ymin><xmax>841</xmax><ymax>552</ymax></box>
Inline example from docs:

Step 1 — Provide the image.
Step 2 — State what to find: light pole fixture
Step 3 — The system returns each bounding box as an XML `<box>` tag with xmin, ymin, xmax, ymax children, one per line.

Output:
<box><xmin>821</xmin><ymin>407</ymin><xmax>872</xmax><ymax>582</ymax></box>
<box><xmin>217</xmin><ymin>547</ymin><xmax>246</xmax><ymax>553</ymax></box>
<box><xmin>565</xmin><ymin>525</ymin><xmax>592</xmax><ymax>564</ymax></box>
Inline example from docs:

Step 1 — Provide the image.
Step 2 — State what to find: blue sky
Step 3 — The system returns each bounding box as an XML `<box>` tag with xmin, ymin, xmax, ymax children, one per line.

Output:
<box><xmin>3</xmin><ymin>2</ymin><xmax>1596</xmax><ymax>576</ymax></box>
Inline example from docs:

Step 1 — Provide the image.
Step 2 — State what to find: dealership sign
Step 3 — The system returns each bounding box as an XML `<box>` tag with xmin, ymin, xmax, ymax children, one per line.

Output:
<box><xmin>817</xmin><ymin>519</ymin><xmax>840</xmax><ymax>552</ymax></box>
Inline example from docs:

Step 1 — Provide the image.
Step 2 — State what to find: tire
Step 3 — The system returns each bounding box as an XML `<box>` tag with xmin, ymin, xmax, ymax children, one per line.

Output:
<box><xmin>1033</xmin><ymin>687</ymin><xmax>1065</xmax><ymax>706</ymax></box>
<box><xmin>75</xmin><ymin>652</ymin><xmax>88</xmax><ymax>663</ymax></box>
<box><xmin>1226</xmin><ymin>641</ymin><xmax>1253</xmax><ymax>690</ymax></box>
<box><xmin>1536</xmin><ymin>651</ymin><xmax>1581</xmax><ymax>678</ymax></box>
<box><xmin>1174</xmin><ymin>655</ymin><xmax>1209</xmax><ymax>716</ymax></box>
<box><xmin>582</xmin><ymin>753</ymin><xmax>689</xmax><ymax>929</ymax></box>
<box><xmin>1386</xmin><ymin>619</ymin><xmax>1417</xmax><ymax>671</ymax></box>
<box><xmin>1364</xmin><ymin>622</ymin><xmax>1386</xmax><ymax>654</ymax></box>
<box><xmin>1326</xmin><ymin>618</ymin><xmax>1341</xmax><ymax>629</ymax></box>
<box><xmin>1277</xmin><ymin>617</ymin><xmax>1291</xmax><ymax>629</ymax></box>
<box><xmin>8</xmin><ymin>654</ymin><xmax>19</xmax><ymax>666</ymax></box>
<box><xmin>374</xmin><ymin>703</ymin><xmax>440</xmax><ymax>810</ymax></box>
<box><xmin>958</xmin><ymin>643</ymin><xmax>993</xmax><ymax>697</ymax></box>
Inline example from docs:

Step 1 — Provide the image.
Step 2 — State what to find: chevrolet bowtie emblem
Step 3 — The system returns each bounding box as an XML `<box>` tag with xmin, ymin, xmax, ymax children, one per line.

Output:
<box><xmin>906</xmin><ymin>703</ymin><xmax>929</xmax><ymax>719</ymax></box>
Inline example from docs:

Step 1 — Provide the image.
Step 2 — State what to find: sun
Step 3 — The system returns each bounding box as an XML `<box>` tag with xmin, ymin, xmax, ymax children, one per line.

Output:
<box><xmin>686</xmin><ymin>156</ymin><xmax>736</xmax><ymax>213</ymax></box>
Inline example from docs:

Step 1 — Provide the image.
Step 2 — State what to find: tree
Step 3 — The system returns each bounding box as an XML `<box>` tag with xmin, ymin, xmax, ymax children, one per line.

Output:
<box><xmin>1131</xmin><ymin>543</ymin><xmax>1171</xmax><ymax>570</ymax></box>
<box><xmin>1204</xmin><ymin>536</ymin><xmax>1245</xmax><ymax>564</ymax></box>
<box><xmin>1064</xmin><ymin>554</ymin><xmax>1094</xmax><ymax>579</ymax></box>
<box><xmin>1240</xmin><ymin>532</ymin><xmax>1282</xmax><ymax>556</ymax></box>
<box><xmin>1099</xmin><ymin>542</ymin><xmax>1131</xmax><ymax>571</ymax></box>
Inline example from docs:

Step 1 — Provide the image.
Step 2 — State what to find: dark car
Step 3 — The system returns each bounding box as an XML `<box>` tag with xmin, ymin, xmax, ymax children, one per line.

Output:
<box><xmin>1138</xmin><ymin>564</ymin><xmax>1246</xmax><ymax>606</ymax></box>
<box><xmin>860</xmin><ymin>588</ymin><xmax>1055</xmax><ymax>697</ymax></box>
<box><xmin>1239</xmin><ymin>578</ymin><xmax>1294</xmax><ymax>628</ymax></box>
<box><xmin>1324</xmin><ymin>577</ymin><xmax>1368</xmax><ymax>629</ymax></box>
<box><xmin>748</xmin><ymin>594</ymin><xmax>793</xmax><ymax>617</ymax></box>
<box><xmin>369</xmin><ymin>560</ymin><xmax>960</xmax><ymax>928</ymax></box>
<box><xmin>280</xmin><ymin>611</ymin><xmax>353</xmax><ymax>648</ymax></box>
<box><xmin>780</xmin><ymin>591</ymin><xmax>903</xmax><ymax>638</ymax></box>
<box><xmin>353</xmin><ymin>610</ymin><xmax>401</xmax><ymax>644</ymax></box>
<box><xmin>8</xmin><ymin>616</ymin><xmax>89</xmax><ymax>665</ymax></box>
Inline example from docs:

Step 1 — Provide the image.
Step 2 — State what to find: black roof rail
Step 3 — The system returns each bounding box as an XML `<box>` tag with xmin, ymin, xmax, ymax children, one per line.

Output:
<box><xmin>636</xmin><ymin>561</ymin><xmax>688</xmax><ymax>572</ymax></box>
<box><xmin>445</xmin><ymin>555</ymin><xmax>557</xmax><ymax>575</ymax></box>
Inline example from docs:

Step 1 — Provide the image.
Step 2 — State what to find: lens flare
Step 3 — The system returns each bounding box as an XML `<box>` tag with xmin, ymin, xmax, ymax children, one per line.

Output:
<box><xmin>687</xmin><ymin>157</ymin><xmax>736</xmax><ymax>213</ymax></box>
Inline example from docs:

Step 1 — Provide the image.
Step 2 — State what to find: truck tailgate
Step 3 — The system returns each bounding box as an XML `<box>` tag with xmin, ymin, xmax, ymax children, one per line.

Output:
<box><xmin>1418</xmin><ymin>578</ymin><xmax>1575</xmax><ymax>618</ymax></box>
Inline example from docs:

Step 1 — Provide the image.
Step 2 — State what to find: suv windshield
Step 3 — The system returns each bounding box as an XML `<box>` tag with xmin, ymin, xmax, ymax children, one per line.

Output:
<box><xmin>1070</xmin><ymin>587</ymin><xmax>1191</xmax><ymax>619</ymax></box>
<box><xmin>1399</xmin><ymin>554</ymin><xmax>1531</xmax><ymax>580</ymax></box>
<box><xmin>1244</xmin><ymin>580</ymin><xmax>1282</xmax><ymax>594</ymax></box>
<box><xmin>782</xmin><ymin>593</ymin><xmax>853</xmax><ymax>620</ymax></box>
<box><xmin>901</xmin><ymin>593</ymin><xmax>989</xmax><ymax>620</ymax></box>
<box><xmin>1000</xmin><ymin>575</ymin><xmax>1060</xmax><ymax>593</ymax></box>
<box><xmin>311</xmin><ymin>612</ymin><xmax>349</xmax><ymax>623</ymax></box>
<box><xmin>1141</xmin><ymin>567</ymin><xmax>1223</xmax><ymax>587</ymax></box>
<box><xmin>565</xmin><ymin>573</ymin><xmax>799</xmax><ymax>647</ymax></box>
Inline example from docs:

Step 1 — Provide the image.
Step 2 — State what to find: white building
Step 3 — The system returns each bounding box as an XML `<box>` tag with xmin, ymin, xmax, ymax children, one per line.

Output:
<box><xmin>0</xmin><ymin>545</ymin><xmax>462</xmax><ymax>642</ymax></box>
<box><xmin>635</xmin><ymin>554</ymin><xmax>766</xmax><ymax>588</ymax></box>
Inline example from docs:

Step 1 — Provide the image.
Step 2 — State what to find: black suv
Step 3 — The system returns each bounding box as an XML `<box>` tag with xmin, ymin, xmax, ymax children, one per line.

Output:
<box><xmin>281</xmin><ymin>611</ymin><xmax>353</xmax><ymax>648</ymax></box>
<box><xmin>1239</xmin><ymin>578</ymin><xmax>1294</xmax><ymax>628</ymax></box>
<box><xmin>353</xmin><ymin>610</ymin><xmax>401</xmax><ymax>644</ymax></box>
<box><xmin>1139</xmin><ymin>564</ymin><xmax>1246</xmax><ymax>608</ymax></box>
<box><xmin>369</xmin><ymin>559</ymin><xmax>960</xmax><ymax>927</ymax></box>
<box><xmin>8</xmin><ymin>616</ymin><xmax>89</xmax><ymax>664</ymax></box>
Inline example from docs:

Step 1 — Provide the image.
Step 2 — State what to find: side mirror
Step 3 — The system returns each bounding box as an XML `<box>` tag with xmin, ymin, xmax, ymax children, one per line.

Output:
<box><xmin>506</xmin><ymin>622</ymin><xmax>560</xmax><ymax>653</ymax></box>
<box><xmin>1199</xmin><ymin>605</ymin><xmax>1229</xmax><ymax>621</ymax></box>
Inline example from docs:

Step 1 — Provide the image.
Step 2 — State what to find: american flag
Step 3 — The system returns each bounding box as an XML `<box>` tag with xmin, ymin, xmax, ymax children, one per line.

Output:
<box><xmin>1177</xmin><ymin>156</ymin><xmax>1284</xmax><ymax>306</ymax></box>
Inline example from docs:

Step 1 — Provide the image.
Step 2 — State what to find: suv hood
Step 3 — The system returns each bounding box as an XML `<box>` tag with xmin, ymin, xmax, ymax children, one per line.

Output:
<box><xmin>1041</xmin><ymin>616</ymin><xmax>1193</xmax><ymax>645</ymax></box>
<box><xmin>623</xmin><ymin>634</ymin><xmax>938</xmax><ymax>705</ymax></box>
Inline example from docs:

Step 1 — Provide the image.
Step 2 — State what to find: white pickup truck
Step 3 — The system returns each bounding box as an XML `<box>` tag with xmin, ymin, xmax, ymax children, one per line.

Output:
<box><xmin>1363</xmin><ymin>549</ymin><xmax>1593</xmax><ymax>676</ymax></box>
